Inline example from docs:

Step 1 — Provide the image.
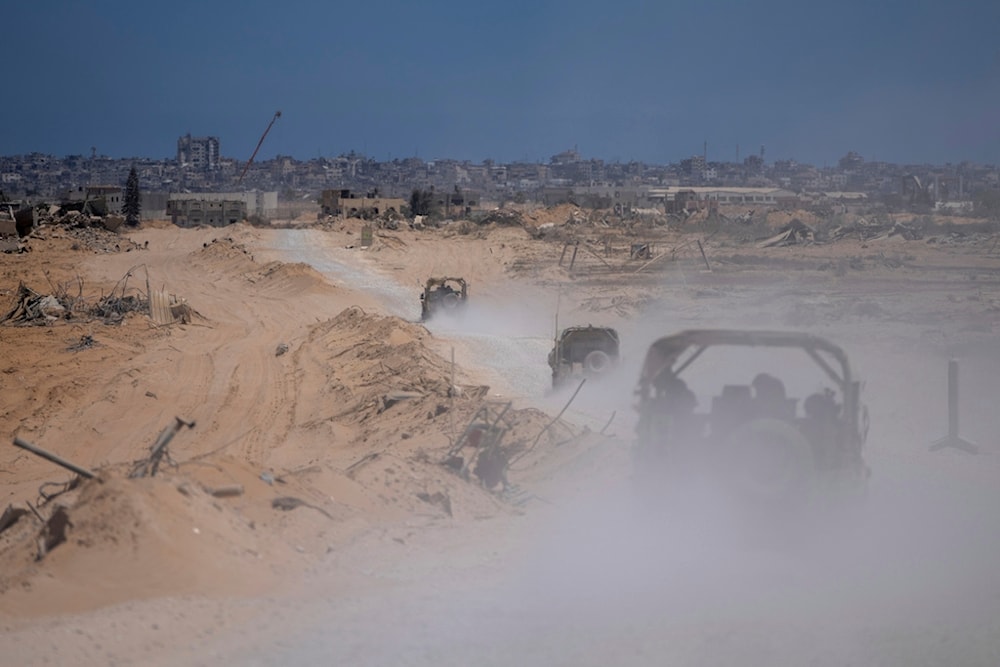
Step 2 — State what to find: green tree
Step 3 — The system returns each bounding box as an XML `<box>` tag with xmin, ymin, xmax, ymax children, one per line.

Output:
<box><xmin>123</xmin><ymin>166</ymin><xmax>141</xmax><ymax>226</ymax></box>
<box><xmin>974</xmin><ymin>188</ymin><xmax>1000</xmax><ymax>219</ymax></box>
<box><xmin>408</xmin><ymin>188</ymin><xmax>437</xmax><ymax>216</ymax></box>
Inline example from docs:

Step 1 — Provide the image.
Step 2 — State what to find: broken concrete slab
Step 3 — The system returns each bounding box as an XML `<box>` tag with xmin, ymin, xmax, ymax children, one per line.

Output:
<box><xmin>382</xmin><ymin>390</ymin><xmax>424</xmax><ymax>409</ymax></box>
<box><xmin>102</xmin><ymin>214</ymin><xmax>125</xmax><ymax>232</ymax></box>
<box><xmin>758</xmin><ymin>219</ymin><xmax>815</xmax><ymax>248</ymax></box>
<box><xmin>0</xmin><ymin>238</ymin><xmax>24</xmax><ymax>253</ymax></box>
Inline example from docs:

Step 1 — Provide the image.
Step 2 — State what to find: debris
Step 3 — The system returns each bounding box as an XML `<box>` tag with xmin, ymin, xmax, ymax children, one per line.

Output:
<box><xmin>559</xmin><ymin>241</ymin><xmax>580</xmax><ymax>270</ymax></box>
<box><xmin>38</xmin><ymin>478</ymin><xmax>80</xmax><ymax>503</ymax></box>
<box><xmin>204</xmin><ymin>484</ymin><xmax>244</xmax><ymax>498</ymax></box>
<box><xmin>345</xmin><ymin>452</ymin><xmax>380</xmax><ymax>478</ymax></box>
<box><xmin>476</xmin><ymin>209</ymin><xmax>524</xmax><ymax>227</ymax></box>
<box><xmin>631</xmin><ymin>251</ymin><xmax>669</xmax><ymax>274</ymax></box>
<box><xmin>0</xmin><ymin>505</ymin><xmax>29</xmax><ymax>535</ymax></box>
<box><xmin>271</xmin><ymin>496</ymin><xmax>334</xmax><ymax>520</ymax></box>
<box><xmin>36</xmin><ymin>506</ymin><xmax>71</xmax><ymax>560</ymax></box>
<box><xmin>36</xmin><ymin>295</ymin><xmax>66</xmax><ymax>317</ymax></box>
<box><xmin>67</xmin><ymin>334</ymin><xmax>97</xmax><ymax>352</ymax></box>
<box><xmin>382</xmin><ymin>390</ymin><xmax>424</xmax><ymax>409</ymax></box>
<box><xmin>150</xmin><ymin>287</ymin><xmax>193</xmax><ymax>326</ymax></box>
<box><xmin>0</xmin><ymin>210</ymin><xmax>16</xmax><ymax>237</ymax></box>
<box><xmin>0</xmin><ymin>237</ymin><xmax>27</xmax><ymax>254</ymax></box>
<box><xmin>170</xmin><ymin>301</ymin><xmax>195</xmax><ymax>324</ymax></box>
<box><xmin>513</xmin><ymin>379</ymin><xmax>586</xmax><ymax>465</ymax></box>
<box><xmin>275</xmin><ymin>342</ymin><xmax>289</xmax><ymax>356</ymax></box>
<box><xmin>12</xmin><ymin>437</ymin><xmax>97</xmax><ymax>479</ymax></box>
<box><xmin>101</xmin><ymin>214</ymin><xmax>125</xmax><ymax>232</ymax></box>
<box><xmin>443</xmin><ymin>401</ymin><xmax>520</xmax><ymax>490</ymax></box>
<box><xmin>415</xmin><ymin>491</ymin><xmax>452</xmax><ymax>516</ymax></box>
<box><xmin>758</xmin><ymin>219</ymin><xmax>815</xmax><ymax>248</ymax></box>
<box><xmin>630</xmin><ymin>243</ymin><xmax>653</xmax><ymax>260</ymax></box>
<box><xmin>92</xmin><ymin>266</ymin><xmax>152</xmax><ymax>324</ymax></box>
<box><xmin>1</xmin><ymin>283</ymin><xmax>70</xmax><ymax>325</ymax></box>
<box><xmin>129</xmin><ymin>416</ymin><xmax>196</xmax><ymax>478</ymax></box>
<box><xmin>600</xmin><ymin>410</ymin><xmax>617</xmax><ymax>435</ymax></box>
<box><xmin>697</xmin><ymin>239</ymin><xmax>712</xmax><ymax>271</ymax></box>
<box><xmin>260</xmin><ymin>471</ymin><xmax>275</xmax><ymax>485</ymax></box>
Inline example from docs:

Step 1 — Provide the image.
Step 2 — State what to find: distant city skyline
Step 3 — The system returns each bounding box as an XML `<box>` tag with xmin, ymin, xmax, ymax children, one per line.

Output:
<box><xmin>4</xmin><ymin>1</ymin><xmax>998</xmax><ymax>166</ymax></box>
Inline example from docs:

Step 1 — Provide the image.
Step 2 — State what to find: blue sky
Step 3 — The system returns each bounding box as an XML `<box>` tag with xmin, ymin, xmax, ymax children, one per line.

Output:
<box><xmin>3</xmin><ymin>0</ymin><xmax>998</xmax><ymax>165</ymax></box>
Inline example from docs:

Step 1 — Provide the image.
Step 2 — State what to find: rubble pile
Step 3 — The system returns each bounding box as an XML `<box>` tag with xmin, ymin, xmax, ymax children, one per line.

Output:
<box><xmin>0</xmin><ymin>271</ymin><xmax>166</xmax><ymax>326</ymax></box>
<box><xmin>828</xmin><ymin>218</ymin><xmax>923</xmax><ymax>242</ymax></box>
<box><xmin>475</xmin><ymin>208</ymin><xmax>525</xmax><ymax>227</ymax></box>
<box><xmin>0</xmin><ymin>237</ymin><xmax>28</xmax><ymax>254</ymax></box>
<box><xmin>32</xmin><ymin>225</ymin><xmax>145</xmax><ymax>254</ymax></box>
<box><xmin>758</xmin><ymin>219</ymin><xmax>816</xmax><ymax>248</ymax></box>
<box><xmin>4</xmin><ymin>203</ymin><xmax>144</xmax><ymax>253</ymax></box>
<box><xmin>0</xmin><ymin>282</ymin><xmax>78</xmax><ymax>325</ymax></box>
<box><xmin>1</xmin><ymin>275</ymin><xmax>153</xmax><ymax>327</ymax></box>
<box><xmin>27</xmin><ymin>205</ymin><xmax>126</xmax><ymax>233</ymax></box>
<box><xmin>303</xmin><ymin>308</ymin><xmax>457</xmax><ymax>425</ymax></box>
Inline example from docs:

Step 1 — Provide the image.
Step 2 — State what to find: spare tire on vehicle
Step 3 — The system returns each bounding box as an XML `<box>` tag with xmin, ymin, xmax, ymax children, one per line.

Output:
<box><xmin>584</xmin><ymin>349</ymin><xmax>612</xmax><ymax>374</ymax></box>
<box><xmin>723</xmin><ymin>418</ymin><xmax>815</xmax><ymax>507</ymax></box>
<box><xmin>441</xmin><ymin>292</ymin><xmax>461</xmax><ymax>309</ymax></box>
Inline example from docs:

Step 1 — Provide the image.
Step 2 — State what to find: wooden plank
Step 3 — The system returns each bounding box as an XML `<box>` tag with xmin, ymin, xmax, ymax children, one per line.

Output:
<box><xmin>150</xmin><ymin>288</ymin><xmax>176</xmax><ymax>325</ymax></box>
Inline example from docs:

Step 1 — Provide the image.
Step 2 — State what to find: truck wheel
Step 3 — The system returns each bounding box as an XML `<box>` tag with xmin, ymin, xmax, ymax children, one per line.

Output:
<box><xmin>584</xmin><ymin>350</ymin><xmax>611</xmax><ymax>374</ymax></box>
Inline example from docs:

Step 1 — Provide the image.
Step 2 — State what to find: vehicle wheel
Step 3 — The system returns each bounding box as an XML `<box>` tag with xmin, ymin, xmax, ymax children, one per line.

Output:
<box><xmin>723</xmin><ymin>418</ymin><xmax>815</xmax><ymax>507</ymax></box>
<box><xmin>583</xmin><ymin>350</ymin><xmax>611</xmax><ymax>374</ymax></box>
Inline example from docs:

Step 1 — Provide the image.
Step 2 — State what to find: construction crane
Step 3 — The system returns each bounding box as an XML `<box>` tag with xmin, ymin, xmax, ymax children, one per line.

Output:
<box><xmin>237</xmin><ymin>110</ymin><xmax>282</xmax><ymax>186</ymax></box>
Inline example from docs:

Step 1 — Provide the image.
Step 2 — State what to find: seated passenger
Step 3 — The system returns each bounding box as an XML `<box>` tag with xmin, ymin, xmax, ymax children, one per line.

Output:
<box><xmin>752</xmin><ymin>372</ymin><xmax>792</xmax><ymax>419</ymax></box>
<box><xmin>657</xmin><ymin>376</ymin><xmax>697</xmax><ymax>415</ymax></box>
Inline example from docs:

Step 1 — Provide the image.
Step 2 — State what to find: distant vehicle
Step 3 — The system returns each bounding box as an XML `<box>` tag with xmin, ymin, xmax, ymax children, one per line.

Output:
<box><xmin>548</xmin><ymin>325</ymin><xmax>621</xmax><ymax>388</ymax></box>
<box><xmin>420</xmin><ymin>277</ymin><xmax>468</xmax><ymax>321</ymax></box>
<box><xmin>632</xmin><ymin>329</ymin><xmax>869</xmax><ymax>515</ymax></box>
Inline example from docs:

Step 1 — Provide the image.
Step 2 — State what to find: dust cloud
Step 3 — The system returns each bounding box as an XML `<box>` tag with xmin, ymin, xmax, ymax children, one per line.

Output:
<box><xmin>247</xmin><ymin>270</ymin><xmax>1000</xmax><ymax>666</ymax></box>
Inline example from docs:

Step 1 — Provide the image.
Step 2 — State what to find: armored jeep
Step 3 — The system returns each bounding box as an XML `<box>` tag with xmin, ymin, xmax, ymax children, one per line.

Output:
<box><xmin>420</xmin><ymin>277</ymin><xmax>468</xmax><ymax>321</ymax></box>
<box><xmin>548</xmin><ymin>325</ymin><xmax>621</xmax><ymax>388</ymax></box>
<box><xmin>633</xmin><ymin>329</ymin><xmax>869</xmax><ymax>512</ymax></box>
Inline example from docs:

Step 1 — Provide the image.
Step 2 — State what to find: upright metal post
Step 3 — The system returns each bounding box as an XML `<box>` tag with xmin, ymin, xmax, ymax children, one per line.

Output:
<box><xmin>930</xmin><ymin>359</ymin><xmax>978</xmax><ymax>453</ymax></box>
<box><xmin>947</xmin><ymin>359</ymin><xmax>958</xmax><ymax>439</ymax></box>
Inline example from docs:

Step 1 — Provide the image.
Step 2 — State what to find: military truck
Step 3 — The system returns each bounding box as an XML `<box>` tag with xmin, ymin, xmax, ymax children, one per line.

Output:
<box><xmin>632</xmin><ymin>329</ymin><xmax>869</xmax><ymax>514</ymax></box>
<box><xmin>548</xmin><ymin>325</ymin><xmax>621</xmax><ymax>388</ymax></box>
<box><xmin>420</xmin><ymin>277</ymin><xmax>468</xmax><ymax>321</ymax></box>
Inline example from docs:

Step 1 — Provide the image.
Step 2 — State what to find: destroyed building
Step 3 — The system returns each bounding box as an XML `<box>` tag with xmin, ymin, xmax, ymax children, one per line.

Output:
<box><xmin>320</xmin><ymin>189</ymin><xmax>406</xmax><ymax>217</ymax></box>
<box><xmin>64</xmin><ymin>185</ymin><xmax>124</xmax><ymax>215</ymax></box>
<box><xmin>177</xmin><ymin>134</ymin><xmax>220</xmax><ymax>171</ymax></box>
<box><xmin>167</xmin><ymin>198</ymin><xmax>247</xmax><ymax>227</ymax></box>
<box><xmin>167</xmin><ymin>191</ymin><xmax>277</xmax><ymax>226</ymax></box>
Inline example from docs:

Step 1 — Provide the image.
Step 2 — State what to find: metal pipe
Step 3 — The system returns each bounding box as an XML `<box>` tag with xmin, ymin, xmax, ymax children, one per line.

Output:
<box><xmin>13</xmin><ymin>438</ymin><xmax>96</xmax><ymax>479</ymax></box>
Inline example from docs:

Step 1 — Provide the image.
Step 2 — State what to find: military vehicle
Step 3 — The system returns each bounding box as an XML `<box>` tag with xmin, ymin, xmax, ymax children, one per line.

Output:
<box><xmin>420</xmin><ymin>277</ymin><xmax>468</xmax><ymax>321</ymax></box>
<box><xmin>548</xmin><ymin>325</ymin><xmax>621</xmax><ymax>388</ymax></box>
<box><xmin>633</xmin><ymin>329</ymin><xmax>869</xmax><ymax>513</ymax></box>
